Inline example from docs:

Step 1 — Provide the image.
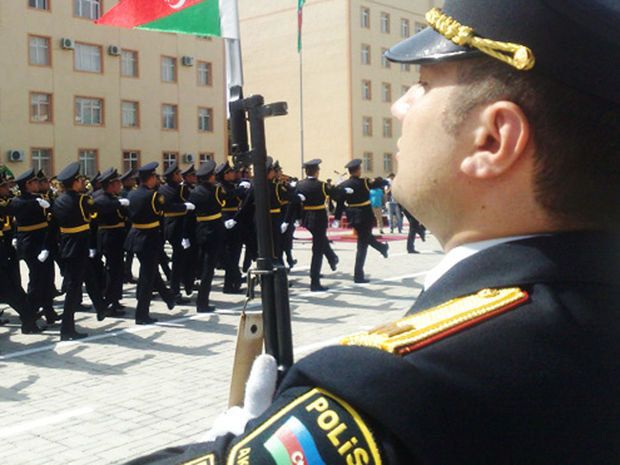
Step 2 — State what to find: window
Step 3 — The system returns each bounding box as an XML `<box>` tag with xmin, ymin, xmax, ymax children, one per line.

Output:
<box><xmin>361</xmin><ymin>80</ymin><xmax>372</xmax><ymax>101</ymax></box>
<box><xmin>162</xmin><ymin>104</ymin><xmax>178</xmax><ymax>130</ymax></box>
<box><xmin>198</xmin><ymin>107</ymin><xmax>214</xmax><ymax>132</ymax></box>
<box><xmin>79</xmin><ymin>149</ymin><xmax>98</xmax><ymax>177</ymax></box>
<box><xmin>75</xmin><ymin>97</ymin><xmax>103</xmax><ymax>125</ymax></box>
<box><xmin>161</xmin><ymin>56</ymin><xmax>177</xmax><ymax>82</ymax></box>
<box><xmin>75</xmin><ymin>42</ymin><xmax>102</xmax><ymax>73</ymax></box>
<box><xmin>361</xmin><ymin>44</ymin><xmax>371</xmax><ymax>65</ymax></box>
<box><xmin>74</xmin><ymin>0</ymin><xmax>101</xmax><ymax>19</ymax></box>
<box><xmin>380</xmin><ymin>12</ymin><xmax>390</xmax><ymax>33</ymax></box>
<box><xmin>29</xmin><ymin>35</ymin><xmax>50</xmax><ymax>66</ymax></box>
<box><xmin>121</xmin><ymin>49</ymin><xmax>139</xmax><ymax>77</ymax></box>
<box><xmin>415</xmin><ymin>22</ymin><xmax>426</xmax><ymax>34</ymax></box>
<box><xmin>381</xmin><ymin>48</ymin><xmax>390</xmax><ymax>69</ymax></box>
<box><xmin>363</xmin><ymin>152</ymin><xmax>373</xmax><ymax>172</ymax></box>
<box><xmin>401</xmin><ymin>18</ymin><xmax>410</xmax><ymax>38</ymax></box>
<box><xmin>31</xmin><ymin>148</ymin><xmax>52</xmax><ymax>175</ymax></box>
<box><xmin>30</xmin><ymin>92</ymin><xmax>52</xmax><ymax>123</ymax></box>
<box><xmin>122</xmin><ymin>150</ymin><xmax>140</xmax><ymax>172</ymax></box>
<box><xmin>199</xmin><ymin>152</ymin><xmax>214</xmax><ymax>165</ymax></box>
<box><xmin>29</xmin><ymin>0</ymin><xmax>50</xmax><ymax>9</ymax></box>
<box><xmin>197</xmin><ymin>61</ymin><xmax>212</xmax><ymax>86</ymax></box>
<box><xmin>121</xmin><ymin>101</ymin><xmax>139</xmax><ymax>128</ymax></box>
<box><xmin>383</xmin><ymin>153</ymin><xmax>393</xmax><ymax>173</ymax></box>
<box><xmin>362</xmin><ymin>116</ymin><xmax>373</xmax><ymax>136</ymax></box>
<box><xmin>383</xmin><ymin>118</ymin><xmax>393</xmax><ymax>138</ymax></box>
<box><xmin>360</xmin><ymin>7</ymin><xmax>370</xmax><ymax>29</ymax></box>
<box><xmin>400</xmin><ymin>63</ymin><xmax>410</xmax><ymax>72</ymax></box>
<box><xmin>381</xmin><ymin>82</ymin><xmax>392</xmax><ymax>102</ymax></box>
<box><xmin>163</xmin><ymin>152</ymin><xmax>178</xmax><ymax>172</ymax></box>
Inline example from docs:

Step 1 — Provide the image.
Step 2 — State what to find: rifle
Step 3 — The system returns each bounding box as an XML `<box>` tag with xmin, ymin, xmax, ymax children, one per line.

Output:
<box><xmin>227</xmin><ymin>87</ymin><xmax>294</xmax><ymax>407</ymax></box>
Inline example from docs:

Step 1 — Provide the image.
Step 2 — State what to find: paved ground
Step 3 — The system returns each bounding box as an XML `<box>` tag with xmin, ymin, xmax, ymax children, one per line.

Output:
<box><xmin>0</xmin><ymin>227</ymin><xmax>444</xmax><ymax>465</ymax></box>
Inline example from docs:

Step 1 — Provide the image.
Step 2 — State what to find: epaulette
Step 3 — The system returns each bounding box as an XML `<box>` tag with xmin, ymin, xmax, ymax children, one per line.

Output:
<box><xmin>342</xmin><ymin>288</ymin><xmax>528</xmax><ymax>356</ymax></box>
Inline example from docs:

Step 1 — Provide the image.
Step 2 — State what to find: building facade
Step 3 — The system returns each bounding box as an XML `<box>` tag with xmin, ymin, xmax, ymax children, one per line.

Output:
<box><xmin>239</xmin><ymin>0</ymin><xmax>441</xmax><ymax>180</ymax></box>
<box><xmin>0</xmin><ymin>0</ymin><xmax>228</xmax><ymax>178</ymax></box>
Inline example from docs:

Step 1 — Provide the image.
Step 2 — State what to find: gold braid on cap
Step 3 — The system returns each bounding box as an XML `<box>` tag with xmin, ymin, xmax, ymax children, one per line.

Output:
<box><xmin>426</xmin><ymin>8</ymin><xmax>535</xmax><ymax>71</ymax></box>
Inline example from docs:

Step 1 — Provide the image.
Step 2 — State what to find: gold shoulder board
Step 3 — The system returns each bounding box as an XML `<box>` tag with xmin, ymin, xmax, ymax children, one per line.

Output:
<box><xmin>342</xmin><ymin>288</ymin><xmax>528</xmax><ymax>356</ymax></box>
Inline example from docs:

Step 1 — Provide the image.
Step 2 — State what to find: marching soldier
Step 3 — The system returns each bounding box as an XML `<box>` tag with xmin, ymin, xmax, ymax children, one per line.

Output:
<box><xmin>235</xmin><ymin>163</ymin><xmax>257</xmax><ymax>273</ymax></box>
<box><xmin>267</xmin><ymin>158</ymin><xmax>289</xmax><ymax>264</ymax></box>
<box><xmin>53</xmin><ymin>162</ymin><xmax>108</xmax><ymax>340</ymax></box>
<box><xmin>125</xmin><ymin>162</ymin><xmax>192</xmax><ymax>324</ymax></box>
<box><xmin>120</xmin><ymin>168</ymin><xmax>138</xmax><ymax>284</ymax></box>
<box><xmin>180</xmin><ymin>165</ymin><xmax>198</xmax><ymax>295</ymax></box>
<box><xmin>274</xmin><ymin>162</ymin><xmax>298</xmax><ymax>269</ymax></box>
<box><xmin>336</xmin><ymin>159</ymin><xmax>389</xmax><ymax>283</ymax></box>
<box><xmin>94</xmin><ymin>168</ymin><xmax>130</xmax><ymax>316</ymax></box>
<box><xmin>293</xmin><ymin>159</ymin><xmax>340</xmax><ymax>291</ymax></box>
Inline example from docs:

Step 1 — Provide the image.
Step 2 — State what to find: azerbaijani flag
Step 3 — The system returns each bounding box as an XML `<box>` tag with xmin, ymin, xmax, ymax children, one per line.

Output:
<box><xmin>264</xmin><ymin>416</ymin><xmax>327</xmax><ymax>465</ymax></box>
<box><xmin>96</xmin><ymin>0</ymin><xmax>239</xmax><ymax>39</ymax></box>
<box><xmin>297</xmin><ymin>0</ymin><xmax>306</xmax><ymax>53</ymax></box>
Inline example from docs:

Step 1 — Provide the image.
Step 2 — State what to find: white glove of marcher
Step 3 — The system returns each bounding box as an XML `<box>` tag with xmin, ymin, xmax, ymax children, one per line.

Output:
<box><xmin>289</xmin><ymin>181</ymin><xmax>297</xmax><ymax>188</ymax></box>
<box><xmin>89</xmin><ymin>249</ymin><xmax>97</xmax><ymax>259</ymax></box>
<box><xmin>297</xmin><ymin>193</ymin><xmax>306</xmax><ymax>202</ymax></box>
<box><xmin>224</xmin><ymin>219</ymin><xmax>237</xmax><ymax>230</ymax></box>
<box><xmin>184</xmin><ymin>202</ymin><xmax>196</xmax><ymax>211</ymax></box>
<box><xmin>239</xmin><ymin>181</ymin><xmax>251</xmax><ymax>190</ymax></box>
<box><xmin>181</xmin><ymin>238</ymin><xmax>191</xmax><ymax>250</ymax></box>
<box><xmin>280</xmin><ymin>222</ymin><xmax>289</xmax><ymax>234</ymax></box>
<box><xmin>332</xmin><ymin>220</ymin><xmax>340</xmax><ymax>229</ymax></box>
<box><xmin>36</xmin><ymin>198</ymin><xmax>50</xmax><ymax>209</ymax></box>
<box><xmin>37</xmin><ymin>249</ymin><xmax>50</xmax><ymax>263</ymax></box>
<box><xmin>202</xmin><ymin>355</ymin><xmax>277</xmax><ymax>442</ymax></box>
<box><xmin>344</xmin><ymin>187</ymin><xmax>354</xmax><ymax>194</ymax></box>
<box><xmin>11</xmin><ymin>238</ymin><xmax>17</xmax><ymax>249</ymax></box>
<box><xmin>119</xmin><ymin>198</ymin><xmax>130</xmax><ymax>207</ymax></box>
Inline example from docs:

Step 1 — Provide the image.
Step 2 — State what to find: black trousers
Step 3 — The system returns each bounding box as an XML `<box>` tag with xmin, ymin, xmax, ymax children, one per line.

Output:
<box><xmin>0</xmin><ymin>263</ymin><xmax>37</xmax><ymax>327</ymax></box>
<box><xmin>102</xmin><ymin>243</ymin><xmax>124</xmax><ymax>304</ymax></box>
<box><xmin>353</xmin><ymin>223</ymin><xmax>385</xmax><ymax>280</ymax></box>
<box><xmin>270</xmin><ymin>214</ymin><xmax>283</xmax><ymax>264</ymax></box>
<box><xmin>222</xmin><ymin>227</ymin><xmax>242</xmax><ymax>291</ymax></box>
<box><xmin>197</xmin><ymin>241</ymin><xmax>218</xmax><ymax>310</ymax></box>
<box><xmin>307</xmin><ymin>223</ymin><xmax>337</xmax><ymax>285</ymax></box>
<box><xmin>136</xmin><ymin>250</ymin><xmax>170</xmax><ymax>321</ymax></box>
<box><xmin>169</xmin><ymin>239</ymin><xmax>187</xmax><ymax>295</ymax></box>
<box><xmin>23</xmin><ymin>254</ymin><xmax>54</xmax><ymax>314</ymax></box>
<box><xmin>61</xmin><ymin>253</ymin><xmax>105</xmax><ymax>334</ymax></box>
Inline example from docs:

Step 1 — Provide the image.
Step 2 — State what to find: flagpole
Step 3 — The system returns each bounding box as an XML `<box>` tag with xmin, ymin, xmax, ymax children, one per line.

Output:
<box><xmin>222</xmin><ymin>0</ymin><xmax>244</xmax><ymax>100</ymax></box>
<box><xmin>299</xmin><ymin>47</ymin><xmax>305</xmax><ymax>177</ymax></box>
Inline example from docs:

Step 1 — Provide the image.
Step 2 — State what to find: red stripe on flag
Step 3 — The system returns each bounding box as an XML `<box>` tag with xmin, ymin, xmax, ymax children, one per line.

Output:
<box><xmin>96</xmin><ymin>0</ymin><xmax>204</xmax><ymax>29</ymax></box>
<box><xmin>277</xmin><ymin>425</ymin><xmax>308</xmax><ymax>464</ymax></box>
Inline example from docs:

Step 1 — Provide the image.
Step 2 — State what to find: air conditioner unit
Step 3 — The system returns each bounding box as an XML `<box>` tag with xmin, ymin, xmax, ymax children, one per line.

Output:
<box><xmin>108</xmin><ymin>45</ymin><xmax>121</xmax><ymax>56</ymax></box>
<box><xmin>182</xmin><ymin>153</ymin><xmax>196</xmax><ymax>164</ymax></box>
<box><xmin>181</xmin><ymin>56</ymin><xmax>194</xmax><ymax>67</ymax></box>
<box><xmin>60</xmin><ymin>38</ymin><xmax>75</xmax><ymax>50</ymax></box>
<box><xmin>7</xmin><ymin>150</ymin><xmax>25</xmax><ymax>162</ymax></box>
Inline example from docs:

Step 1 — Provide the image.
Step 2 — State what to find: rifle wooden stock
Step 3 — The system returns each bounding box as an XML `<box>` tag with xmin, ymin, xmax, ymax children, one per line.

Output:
<box><xmin>228</xmin><ymin>313</ymin><xmax>264</xmax><ymax>407</ymax></box>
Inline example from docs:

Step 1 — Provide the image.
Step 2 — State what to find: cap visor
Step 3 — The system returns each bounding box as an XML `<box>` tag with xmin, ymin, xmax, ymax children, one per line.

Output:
<box><xmin>385</xmin><ymin>26</ymin><xmax>480</xmax><ymax>64</ymax></box>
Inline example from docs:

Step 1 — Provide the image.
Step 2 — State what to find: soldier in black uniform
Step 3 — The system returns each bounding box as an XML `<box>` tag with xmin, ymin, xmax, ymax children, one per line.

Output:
<box><xmin>125</xmin><ymin>162</ymin><xmax>190</xmax><ymax>324</ymax></box>
<box><xmin>180</xmin><ymin>165</ymin><xmax>198</xmax><ymax>295</ymax></box>
<box><xmin>10</xmin><ymin>168</ymin><xmax>58</xmax><ymax>324</ymax></box>
<box><xmin>130</xmin><ymin>1</ymin><xmax>620</xmax><ymax>464</ymax></box>
<box><xmin>120</xmin><ymin>168</ymin><xmax>138</xmax><ymax>284</ymax></box>
<box><xmin>184</xmin><ymin>161</ymin><xmax>225</xmax><ymax>313</ymax></box>
<box><xmin>335</xmin><ymin>159</ymin><xmax>388</xmax><ymax>283</ymax></box>
<box><xmin>53</xmin><ymin>162</ymin><xmax>108</xmax><ymax>340</ymax></box>
<box><xmin>159</xmin><ymin>163</ymin><xmax>191</xmax><ymax>303</ymax></box>
<box><xmin>94</xmin><ymin>168</ymin><xmax>130</xmax><ymax>316</ymax></box>
<box><xmin>1</xmin><ymin>173</ymin><xmax>21</xmax><ymax>292</ymax></box>
<box><xmin>294</xmin><ymin>159</ymin><xmax>340</xmax><ymax>291</ymax></box>
<box><xmin>267</xmin><ymin>158</ymin><xmax>289</xmax><ymax>264</ymax></box>
<box><xmin>236</xmin><ymin>164</ymin><xmax>257</xmax><ymax>273</ymax></box>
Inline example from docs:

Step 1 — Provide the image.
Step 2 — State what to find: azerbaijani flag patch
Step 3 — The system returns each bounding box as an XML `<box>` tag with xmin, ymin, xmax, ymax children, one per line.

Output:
<box><xmin>226</xmin><ymin>388</ymin><xmax>382</xmax><ymax>465</ymax></box>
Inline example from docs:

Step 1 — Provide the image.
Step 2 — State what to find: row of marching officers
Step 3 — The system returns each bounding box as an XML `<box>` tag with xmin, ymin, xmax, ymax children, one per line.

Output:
<box><xmin>0</xmin><ymin>155</ymin><xmax>389</xmax><ymax>341</ymax></box>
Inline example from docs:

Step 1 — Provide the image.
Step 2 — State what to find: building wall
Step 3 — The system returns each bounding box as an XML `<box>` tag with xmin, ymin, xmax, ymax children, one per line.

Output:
<box><xmin>0</xmin><ymin>0</ymin><xmax>227</xmax><ymax>178</ymax></box>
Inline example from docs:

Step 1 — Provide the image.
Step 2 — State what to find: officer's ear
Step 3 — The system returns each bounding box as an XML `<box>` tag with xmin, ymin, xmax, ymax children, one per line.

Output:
<box><xmin>460</xmin><ymin>101</ymin><xmax>532</xmax><ymax>179</ymax></box>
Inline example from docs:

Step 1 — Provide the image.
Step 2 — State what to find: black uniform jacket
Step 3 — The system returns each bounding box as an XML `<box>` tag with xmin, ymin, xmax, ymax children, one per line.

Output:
<box><xmin>159</xmin><ymin>182</ymin><xmax>189</xmax><ymax>243</ymax></box>
<box><xmin>184</xmin><ymin>183</ymin><xmax>225</xmax><ymax>246</ymax></box>
<box><xmin>52</xmin><ymin>191</ymin><xmax>96</xmax><ymax>259</ymax></box>
<box><xmin>128</xmin><ymin>231</ymin><xmax>620</xmax><ymax>465</ymax></box>
<box><xmin>335</xmin><ymin>176</ymin><xmax>380</xmax><ymax>227</ymax></box>
<box><xmin>296</xmin><ymin>178</ymin><xmax>341</xmax><ymax>229</ymax></box>
<box><xmin>8</xmin><ymin>192</ymin><xmax>52</xmax><ymax>258</ymax></box>
<box><xmin>124</xmin><ymin>186</ymin><xmax>169</xmax><ymax>254</ymax></box>
<box><xmin>94</xmin><ymin>192</ymin><xmax>127</xmax><ymax>251</ymax></box>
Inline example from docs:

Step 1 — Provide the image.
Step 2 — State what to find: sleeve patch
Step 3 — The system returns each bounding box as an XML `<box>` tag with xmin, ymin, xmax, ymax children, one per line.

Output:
<box><xmin>183</xmin><ymin>453</ymin><xmax>216</xmax><ymax>465</ymax></box>
<box><xmin>226</xmin><ymin>388</ymin><xmax>382</xmax><ymax>465</ymax></box>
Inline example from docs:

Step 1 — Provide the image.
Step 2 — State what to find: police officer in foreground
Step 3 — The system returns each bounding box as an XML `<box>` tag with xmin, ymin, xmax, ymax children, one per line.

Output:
<box><xmin>130</xmin><ymin>1</ymin><xmax>620</xmax><ymax>463</ymax></box>
<box><xmin>335</xmin><ymin>159</ymin><xmax>389</xmax><ymax>283</ymax></box>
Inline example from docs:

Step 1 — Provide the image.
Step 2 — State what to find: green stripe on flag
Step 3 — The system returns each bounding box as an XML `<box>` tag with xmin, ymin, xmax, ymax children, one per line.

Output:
<box><xmin>264</xmin><ymin>435</ymin><xmax>293</xmax><ymax>465</ymax></box>
<box><xmin>138</xmin><ymin>0</ymin><xmax>221</xmax><ymax>37</ymax></box>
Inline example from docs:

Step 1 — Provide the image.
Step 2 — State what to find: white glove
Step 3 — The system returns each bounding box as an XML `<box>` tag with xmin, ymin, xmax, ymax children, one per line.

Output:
<box><xmin>224</xmin><ymin>219</ymin><xmax>237</xmax><ymax>230</ymax></box>
<box><xmin>181</xmin><ymin>238</ymin><xmax>191</xmax><ymax>249</ymax></box>
<box><xmin>89</xmin><ymin>249</ymin><xmax>97</xmax><ymax>258</ymax></box>
<box><xmin>37</xmin><ymin>249</ymin><xmax>50</xmax><ymax>263</ymax></box>
<box><xmin>11</xmin><ymin>238</ymin><xmax>17</xmax><ymax>249</ymax></box>
<box><xmin>344</xmin><ymin>187</ymin><xmax>354</xmax><ymax>194</ymax></box>
<box><xmin>289</xmin><ymin>181</ymin><xmax>297</xmax><ymax>188</ymax></box>
<box><xmin>297</xmin><ymin>193</ymin><xmax>306</xmax><ymax>202</ymax></box>
<box><xmin>203</xmin><ymin>355</ymin><xmax>277</xmax><ymax>442</ymax></box>
<box><xmin>280</xmin><ymin>222</ymin><xmax>289</xmax><ymax>234</ymax></box>
<box><xmin>184</xmin><ymin>202</ymin><xmax>196</xmax><ymax>211</ymax></box>
<box><xmin>332</xmin><ymin>220</ymin><xmax>340</xmax><ymax>229</ymax></box>
<box><xmin>239</xmin><ymin>181</ymin><xmax>251</xmax><ymax>190</ymax></box>
<box><xmin>36</xmin><ymin>198</ymin><xmax>50</xmax><ymax>209</ymax></box>
<box><xmin>118</xmin><ymin>198</ymin><xmax>130</xmax><ymax>207</ymax></box>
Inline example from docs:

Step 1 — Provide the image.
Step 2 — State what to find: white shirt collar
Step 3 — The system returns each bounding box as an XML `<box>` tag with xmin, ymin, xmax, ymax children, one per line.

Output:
<box><xmin>423</xmin><ymin>234</ymin><xmax>543</xmax><ymax>290</ymax></box>
<box><xmin>307</xmin><ymin>176</ymin><xmax>316</xmax><ymax>180</ymax></box>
